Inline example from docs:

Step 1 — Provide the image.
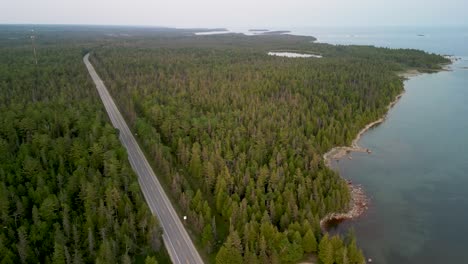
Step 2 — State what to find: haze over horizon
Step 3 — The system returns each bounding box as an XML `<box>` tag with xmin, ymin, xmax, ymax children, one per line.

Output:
<box><xmin>2</xmin><ymin>0</ymin><xmax>468</xmax><ymax>28</ymax></box>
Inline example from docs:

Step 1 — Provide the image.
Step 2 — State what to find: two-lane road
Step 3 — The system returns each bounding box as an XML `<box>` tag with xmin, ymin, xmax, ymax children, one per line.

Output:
<box><xmin>84</xmin><ymin>54</ymin><xmax>203</xmax><ymax>264</ymax></box>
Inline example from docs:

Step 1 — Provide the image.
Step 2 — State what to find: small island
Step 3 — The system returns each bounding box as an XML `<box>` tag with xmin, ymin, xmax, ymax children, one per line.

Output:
<box><xmin>249</xmin><ymin>29</ymin><xmax>269</xmax><ymax>32</ymax></box>
<box><xmin>191</xmin><ymin>27</ymin><xmax>228</xmax><ymax>32</ymax></box>
<box><xmin>260</xmin><ymin>30</ymin><xmax>291</xmax><ymax>35</ymax></box>
<box><xmin>192</xmin><ymin>28</ymin><xmax>231</xmax><ymax>35</ymax></box>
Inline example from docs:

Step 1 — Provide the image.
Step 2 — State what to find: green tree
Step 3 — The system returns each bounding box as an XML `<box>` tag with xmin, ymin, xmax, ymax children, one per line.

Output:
<box><xmin>302</xmin><ymin>229</ymin><xmax>317</xmax><ymax>253</ymax></box>
<box><xmin>215</xmin><ymin>244</ymin><xmax>243</xmax><ymax>264</ymax></box>
<box><xmin>201</xmin><ymin>224</ymin><xmax>213</xmax><ymax>251</ymax></box>
<box><xmin>318</xmin><ymin>234</ymin><xmax>334</xmax><ymax>264</ymax></box>
<box><xmin>280</xmin><ymin>239</ymin><xmax>303</xmax><ymax>263</ymax></box>
<box><xmin>52</xmin><ymin>243</ymin><xmax>66</xmax><ymax>264</ymax></box>
<box><xmin>189</xmin><ymin>142</ymin><xmax>202</xmax><ymax>179</ymax></box>
<box><xmin>347</xmin><ymin>239</ymin><xmax>365</xmax><ymax>264</ymax></box>
<box><xmin>145</xmin><ymin>256</ymin><xmax>158</xmax><ymax>264</ymax></box>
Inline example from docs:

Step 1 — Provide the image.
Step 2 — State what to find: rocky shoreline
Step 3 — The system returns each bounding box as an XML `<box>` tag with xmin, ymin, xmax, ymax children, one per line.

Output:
<box><xmin>323</xmin><ymin>90</ymin><xmax>406</xmax><ymax>166</ymax></box>
<box><xmin>320</xmin><ymin>181</ymin><xmax>369</xmax><ymax>231</ymax></box>
<box><xmin>320</xmin><ymin>82</ymin><xmax>409</xmax><ymax>231</ymax></box>
<box><xmin>319</xmin><ymin>63</ymin><xmax>452</xmax><ymax>231</ymax></box>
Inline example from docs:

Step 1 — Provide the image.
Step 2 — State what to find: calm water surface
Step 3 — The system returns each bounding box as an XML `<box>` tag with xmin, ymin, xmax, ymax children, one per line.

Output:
<box><xmin>224</xmin><ymin>26</ymin><xmax>468</xmax><ymax>263</ymax></box>
<box><xmin>301</xmin><ymin>27</ymin><xmax>468</xmax><ymax>264</ymax></box>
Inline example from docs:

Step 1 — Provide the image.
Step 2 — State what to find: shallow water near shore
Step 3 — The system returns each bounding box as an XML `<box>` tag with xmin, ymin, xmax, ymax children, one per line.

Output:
<box><xmin>304</xmin><ymin>27</ymin><xmax>468</xmax><ymax>264</ymax></box>
<box><xmin>230</xmin><ymin>26</ymin><xmax>468</xmax><ymax>263</ymax></box>
<box><xmin>328</xmin><ymin>59</ymin><xmax>468</xmax><ymax>263</ymax></box>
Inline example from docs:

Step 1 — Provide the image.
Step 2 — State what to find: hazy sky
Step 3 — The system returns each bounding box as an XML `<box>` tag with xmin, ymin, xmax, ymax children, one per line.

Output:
<box><xmin>2</xmin><ymin>0</ymin><xmax>467</xmax><ymax>28</ymax></box>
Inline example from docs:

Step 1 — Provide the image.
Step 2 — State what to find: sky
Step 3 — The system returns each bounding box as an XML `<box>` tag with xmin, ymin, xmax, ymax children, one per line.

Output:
<box><xmin>2</xmin><ymin>0</ymin><xmax>468</xmax><ymax>28</ymax></box>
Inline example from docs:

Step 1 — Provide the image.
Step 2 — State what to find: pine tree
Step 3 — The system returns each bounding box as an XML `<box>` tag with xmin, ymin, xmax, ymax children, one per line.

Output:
<box><xmin>318</xmin><ymin>234</ymin><xmax>334</xmax><ymax>264</ymax></box>
<box><xmin>201</xmin><ymin>224</ymin><xmax>213</xmax><ymax>252</ymax></box>
<box><xmin>145</xmin><ymin>256</ymin><xmax>159</xmax><ymax>264</ymax></box>
<box><xmin>302</xmin><ymin>229</ymin><xmax>317</xmax><ymax>253</ymax></box>
<box><xmin>189</xmin><ymin>142</ymin><xmax>202</xmax><ymax>179</ymax></box>
<box><xmin>347</xmin><ymin>239</ymin><xmax>365</xmax><ymax>264</ymax></box>
<box><xmin>52</xmin><ymin>242</ymin><xmax>66</xmax><ymax>264</ymax></box>
<box><xmin>215</xmin><ymin>244</ymin><xmax>243</xmax><ymax>264</ymax></box>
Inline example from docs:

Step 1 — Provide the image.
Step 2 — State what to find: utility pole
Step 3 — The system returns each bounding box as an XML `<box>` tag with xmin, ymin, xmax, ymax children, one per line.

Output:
<box><xmin>30</xmin><ymin>30</ymin><xmax>38</xmax><ymax>65</ymax></box>
<box><xmin>31</xmin><ymin>29</ymin><xmax>38</xmax><ymax>102</ymax></box>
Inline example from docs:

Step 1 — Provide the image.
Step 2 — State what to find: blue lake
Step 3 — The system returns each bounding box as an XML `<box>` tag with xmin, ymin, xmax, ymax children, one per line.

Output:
<box><xmin>299</xmin><ymin>27</ymin><xmax>468</xmax><ymax>263</ymax></box>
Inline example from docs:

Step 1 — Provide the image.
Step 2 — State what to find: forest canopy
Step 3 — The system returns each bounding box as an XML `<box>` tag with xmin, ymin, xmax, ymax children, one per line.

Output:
<box><xmin>0</xmin><ymin>25</ymin><xmax>449</xmax><ymax>264</ymax></box>
<box><xmin>0</xmin><ymin>26</ymin><xmax>167</xmax><ymax>263</ymax></box>
<box><xmin>88</xmin><ymin>29</ymin><xmax>447</xmax><ymax>263</ymax></box>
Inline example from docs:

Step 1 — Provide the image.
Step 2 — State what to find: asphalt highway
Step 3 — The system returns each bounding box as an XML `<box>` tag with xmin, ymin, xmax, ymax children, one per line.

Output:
<box><xmin>84</xmin><ymin>54</ymin><xmax>204</xmax><ymax>264</ymax></box>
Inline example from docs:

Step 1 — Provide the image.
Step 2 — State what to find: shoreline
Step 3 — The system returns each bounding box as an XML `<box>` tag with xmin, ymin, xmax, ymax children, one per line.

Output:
<box><xmin>323</xmin><ymin>59</ymin><xmax>455</xmax><ymax>168</ymax></box>
<box><xmin>323</xmin><ymin>88</ymin><xmax>407</xmax><ymax>167</ymax></box>
<box><xmin>320</xmin><ymin>69</ymin><xmax>425</xmax><ymax>231</ymax></box>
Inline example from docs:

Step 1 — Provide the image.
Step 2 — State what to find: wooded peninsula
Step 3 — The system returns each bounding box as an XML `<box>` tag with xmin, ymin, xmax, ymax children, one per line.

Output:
<box><xmin>0</xmin><ymin>25</ymin><xmax>449</xmax><ymax>264</ymax></box>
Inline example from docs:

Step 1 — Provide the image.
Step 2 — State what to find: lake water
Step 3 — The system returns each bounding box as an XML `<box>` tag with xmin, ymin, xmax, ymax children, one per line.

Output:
<box><xmin>267</xmin><ymin>51</ymin><xmax>322</xmax><ymax>58</ymax></box>
<box><xmin>226</xmin><ymin>26</ymin><xmax>468</xmax><ymax>56</ymax></box>
<box><xmin>224</xmin><ymin>26</ymin><xmax>468</xmax><ymax>263</ymax></box>
<box><xmin>298</xmin><ymin>27</ymin><xmax>468</xmax><ymax>263</ymax></box>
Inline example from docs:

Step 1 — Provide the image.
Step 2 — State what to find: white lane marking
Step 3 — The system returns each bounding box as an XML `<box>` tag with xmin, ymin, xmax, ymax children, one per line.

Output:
<box><xmin>84</xmin><ymin>54</ymin><xmax>203</xmax><ymax>264</ymax></box>
<box><xmin>163</xmin><ymin>233</ymin><xmax>182</xmax><ymax>264</ymax></box>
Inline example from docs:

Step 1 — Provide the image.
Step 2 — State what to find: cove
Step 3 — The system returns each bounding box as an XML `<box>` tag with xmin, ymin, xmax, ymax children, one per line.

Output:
<box><xmin>328</xmin><ymin>57</ymin><xmax>468</xmax><ymax>263</ymax></box>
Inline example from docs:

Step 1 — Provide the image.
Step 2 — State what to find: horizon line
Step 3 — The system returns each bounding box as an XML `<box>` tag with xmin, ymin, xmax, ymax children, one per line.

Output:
<box><xmin>1</xmin><ymin>22</ymin><xmax>468</xmax><ymax>29</ymax></box>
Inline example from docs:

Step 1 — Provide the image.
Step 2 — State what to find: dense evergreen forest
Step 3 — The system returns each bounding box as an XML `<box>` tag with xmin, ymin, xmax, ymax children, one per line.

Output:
<box><xmin>0</xmin><ymin>25</ymin><xmax>448</xmax><ymax>264</ymax></box>
<box><xmin>88</xmin><ymin>32</ymin><xmax>448</xmax><ymax>263</ymax></box>
<box><xmin>0</xmin><ymin>27</ymin><xmax>166</xmax><ymax>263</ymax></box>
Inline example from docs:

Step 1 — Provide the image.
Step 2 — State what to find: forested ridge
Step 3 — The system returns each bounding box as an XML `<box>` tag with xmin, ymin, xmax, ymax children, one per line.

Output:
<box><xmin>89</xmin><ymin>33</ymin><xmax>449</xmax><ymax>263</ymax></box>
<box><xmin>0</xmin><ymin>25</ymin><xmax>448</xmax><ymax>264</ymax></box>
<box><xmin>0</xmin><ymin>29</ymin><xmax>166</xmax><ymax>263</ymax></box>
